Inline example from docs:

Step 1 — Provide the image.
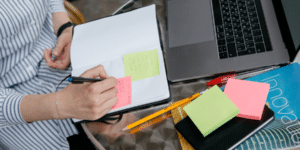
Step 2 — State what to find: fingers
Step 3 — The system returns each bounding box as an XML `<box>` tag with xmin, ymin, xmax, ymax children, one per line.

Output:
<box><xmin>80</xmin><ymin>65</ymin><xmax>109</xmax><ymax>79</ymax></box>
<box><xmin>99</xmin><ymin>87</ymin><xmax>118</xmax><ymax>102</ymax></box>
<box><xmin>88</xmin><ymin>77</ymin><xmax>118</xmax><ymax>94</ymax></box>
<box><xmin>43</xmin><ymin>47</ymin><xmax>71</xmax><ymax>70</ymax></box>
<box><xmin>52</xmin><ymin>37</ymin><xmax>67</xmax><ymax>57</ymax></box>
<box><xmin>97</xmin><ymin>96</ymin><xmax>118</xmax><ymax>117</ymax></box>
<box><xmin>89</xmin><ymin>97</ymin><xmax>118</xmax><ymax>121</ymax></box>
<box><xmin>44</xmin><ymin>48</ymin><xmax>55</xmax><ymax>65</ymax></box>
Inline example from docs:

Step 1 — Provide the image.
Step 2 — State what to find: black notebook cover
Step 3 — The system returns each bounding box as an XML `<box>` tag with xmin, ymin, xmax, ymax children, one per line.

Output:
<box><xmin>175</xmin><ymin>105</ymin><xmax>274</xmax><ymax>150</ymax></box>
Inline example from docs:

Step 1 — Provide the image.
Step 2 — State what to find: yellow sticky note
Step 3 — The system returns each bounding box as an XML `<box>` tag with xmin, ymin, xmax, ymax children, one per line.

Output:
<box><xmin>123</xmin><ymin>49</ymin><xmax>160</xmax><ymax>82</ymax></box>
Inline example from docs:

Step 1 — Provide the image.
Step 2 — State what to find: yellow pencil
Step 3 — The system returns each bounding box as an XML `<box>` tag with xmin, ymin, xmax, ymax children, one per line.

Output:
<box><xmin>129</xmin><ymin>112</ymin><xmax>172</xmax><ymax>134</ymax></box>
<box><xmin>122</xmin><ymin>93</ymin><xmax>200</xmax><ymax>131</ymax></box>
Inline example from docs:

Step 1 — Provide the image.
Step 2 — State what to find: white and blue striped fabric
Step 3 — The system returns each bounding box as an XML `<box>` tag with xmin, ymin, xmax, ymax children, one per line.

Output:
<box><xmin>0</xmin><ymin>0</ymin><xmax>78</xmax><ymax>149</ymax></box>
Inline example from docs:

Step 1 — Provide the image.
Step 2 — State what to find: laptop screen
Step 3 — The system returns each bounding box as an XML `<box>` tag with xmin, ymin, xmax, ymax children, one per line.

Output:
<box><xmin>273</xmin><ymin>0</ymin><xmax>300</xmax><ymax>61</ymax></box>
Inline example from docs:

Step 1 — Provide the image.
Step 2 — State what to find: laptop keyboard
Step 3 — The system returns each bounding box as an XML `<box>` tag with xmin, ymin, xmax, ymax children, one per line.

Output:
<box><xmin>212</xmin><ymin>0</ymin><xmax>272</xmax><ymax>59</ymax></box>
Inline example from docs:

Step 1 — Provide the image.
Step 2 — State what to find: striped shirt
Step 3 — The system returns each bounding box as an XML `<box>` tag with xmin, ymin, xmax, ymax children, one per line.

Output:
<box><xmin>0</xmin><ymin>0</ymin><xmax>78</xmax><ymax>149</ymax></box>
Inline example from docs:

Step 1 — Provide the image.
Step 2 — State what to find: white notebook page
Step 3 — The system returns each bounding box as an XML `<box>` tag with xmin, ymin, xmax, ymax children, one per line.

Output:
<box><xmin>70</xmin><ymin>5</ymin><xmax>170</xmax><ymax>123</ymax></box>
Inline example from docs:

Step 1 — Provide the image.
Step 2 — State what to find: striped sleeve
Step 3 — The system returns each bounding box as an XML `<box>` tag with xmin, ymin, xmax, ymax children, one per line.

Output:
<box><xmin>49</xmin><ymin>0</ymin><xmax>66</xmax><ymax>14</ymax></box>
<box><xmin>0</xmin><ymin>88</ymin><xmax>26</xmax><ymax>128</ymax></box>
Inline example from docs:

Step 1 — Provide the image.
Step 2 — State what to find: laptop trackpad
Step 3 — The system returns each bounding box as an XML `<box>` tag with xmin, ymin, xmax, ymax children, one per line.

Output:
<box><xmin>167</xmin><ymin>0</ymin><xmax>215</xmax><ymax>48</ymax></box>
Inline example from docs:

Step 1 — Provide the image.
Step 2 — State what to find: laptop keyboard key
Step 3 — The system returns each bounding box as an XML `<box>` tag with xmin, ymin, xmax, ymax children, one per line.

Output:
<box><xmin>237</xmin><ymin>44</ymin><xmax>246</xmax><ymax>51</ymax></box>
<box><xmin>219</xmin><ymin>52</ymin><xmax>228</xmax><ymax>59</ymax></box>
<box><xmin>242</xmin><ymin>22</ymin><xmax>250</xmax><ymax>29</ymax></box>
<box><xmin>248</xmin><ymin>6</ymin><xmax>256</xmax><ymax>12</ymax></box>
<box><xmin>255</xmin><ymin>0</ymin><xmax>272</xmax><ymax>51</ymax></box>
<box><xmin>253</xmin><ymin>30</ymin><xmax>261</xmax><ymax>36</ymax></box>
<box><xmin>231</xmin><ymin>9</ymin><xmax>239</xmax><ymax>14</ymax></box>
<box><xmin>256</xmin><ymin>43</ymin><xmax>266</xmax><ymax>53</ymax></box>
<box><xmin>235</xmin><ymin>31</ymin><xmax>243</xmax><ymax>38</ymax></box>
<box><xmin>218</xmin><ymin>39</ymin><xmax>226</xmax><ymax>45</ymax></box>
<box><xmin>213</xmin><ymin>0</ymin><xmax>223</xmax><ymax>26</ymax></box>
<box><xmin>241</xmin><ymin>17</ymin><xmax>249</xmax><ymax>23</ymax></box>
<box><xmin>229</xmin><ymin>0</ymin><xmax>236</xmax><ymax>3</ymax></box>
<box><xmin>236</xmin><ymin>37</ymin><xmax>244</xmax><ymax>44</ymax></box>
<box><xmin>224</xmin><ymin>24</ymin><xmax>233</xmax><ymax>30</ymax></box>
<box><xmin>251</xmin><ymin>24</ymin><xmax>260</xmax><ymax>30</ymax></box>
<box><xmin>221</xmin><ymin>1</ymin><xmax>229</xmax><ymax>6</ymax></box>
<box><xmin>250</xmin><ymin>17</ymin><xmax>258</xmax><ymax>24</ymax></box>
<box><xmin>243</xmin><ymin>28</ymin><xmax>252</xmax><ymax>35</ymax></box>
<box><xmin>224</xmin><ymin>18</ymin><xmax>232</xmax><ymax>24</ymax></box>
<box><xmin>231</xmin><ymin>14</ymin><xmax>239</xmax><ymax>20</ymax></box>
<box><xmin>233</xmin><ymin>25</ymin><xmax>242</xmax><ymax>32</ymax></box>
<box><xmin>217</xmin><ymin>33</ymin><xmax>225</xmax><ymax>39</ymax></box>
<box><xmin>232</xmin><ymin>20</ymin><xmax>241</xmax><ymax>26</ymax></box>
<box><xmin>218</xmin><ymin>46</ymin><xmax>223</xmax><ymax>52</ymax></box>
<box><xmin>254</xmin><ymin>36</ymin><xmax>263</xmax><ymax>43</ymax></box>
<box><xmin>222</xmin><ymin>46</ymin><xmax>227</xmax><ymax>51</ymax></box>
<box><xmin>246</xmin><ymin>1</ymin><xmax>254</xmax><ymax>6</ymax></box>
<box><xmin>218</xmin><ymin>45</ymin><xmax>227</xmax><ymax>52</ymax></box>
<box><xmin>240</xmin><ymin>11</ymin><xmax>248</xmax><ymax>17</ymax></box>
<box><xmin>244</xmin><ymin>35</ymin><xmax>253</xmax><ymax>41</ymax></box>
<box><xmin>216</xmin><ymin>26</ymin><xmax>224</xmax><ymax>33</ymax></box>
<box><xmin>246</xmin><ymin>41</ymin><xmax>254</xmax><ymax>47</ymax></box>
<box><xmin>225</xmin><ymin>30</ymin><xmax>234</xmax><ymax>36</ymax></box>
<box><xmin>226</xmin><ymin>36</ymin><xmax>235</xmax><ymax>43</ymax></box>
<box><xmin>238</xmin><ymin>1</ymin><xmax>245</xmax><ymax>7</ymax></box>
<box><xmin>223</xmin><ymin>12</ymin><xmax>231</xmax><ymax>19</ymax></box>
<box><xmin>238</xmin><ymin>48</ymin><xmax>256</xmax><ymax>56</ymax></box>
<box><xmin>249</xmin><ymin>12</ymin><xmax>257</xmax><ymax>18</ymax></box>
<box><xmin>227</xmin><ymin>43</ymin><xmax>237</xmax><ymax>57</ymax></box>
<box><xmin>222</xmin><ymin>8</ymin><xmax>230</xmax><ymax>13</ymax></box>
<box><xmin>239</xmin><ymin>5</ymin><xmax>247</xmax><ymax>12</ymax></box>
<box><xmin>230</xmin><ymin>3</ymin><xmax>237</xmax><ymax>9</ymax></box>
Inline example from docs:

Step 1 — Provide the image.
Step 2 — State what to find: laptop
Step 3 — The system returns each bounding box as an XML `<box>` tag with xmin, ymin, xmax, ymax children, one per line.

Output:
<box><xmin>166</xmin><ymin>0</ymin><xmax>300</xmax><ymax>82</ymax></box>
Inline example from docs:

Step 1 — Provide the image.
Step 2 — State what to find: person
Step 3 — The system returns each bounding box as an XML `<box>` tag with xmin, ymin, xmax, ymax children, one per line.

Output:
<box><xmin>0</xmin><ymin>0</ymin><xmax>118</xmax><ymax>149</ymax></box>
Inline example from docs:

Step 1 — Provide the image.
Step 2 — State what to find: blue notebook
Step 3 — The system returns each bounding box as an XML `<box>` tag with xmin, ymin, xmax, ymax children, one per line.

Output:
<box><xmin>245</xmin><ymin>63</ymin><xmax>300</xmax><ymax>119</ymax></box>
<box><xmin>234</xmin><ymin>63</ymin><xmax>300</xmax><ymax>149</ymax></box>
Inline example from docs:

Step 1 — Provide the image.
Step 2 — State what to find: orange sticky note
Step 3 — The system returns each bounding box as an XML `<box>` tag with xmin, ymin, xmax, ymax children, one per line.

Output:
<box><xmin>224</xmin><ymin>78</ymin><xmax>270</xmax><ymax>120</ymax></box>
<box><xmin>112</xmin><ymin>76</ymin><xmax>132</xmax><ymax>110</ymax></box>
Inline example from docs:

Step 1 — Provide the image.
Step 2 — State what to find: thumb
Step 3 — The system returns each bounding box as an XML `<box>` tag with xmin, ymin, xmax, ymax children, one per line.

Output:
<box><xmin>53</xmin><ymin>38</ymin><xmax>67</xmax><ymax>57</ymax></box>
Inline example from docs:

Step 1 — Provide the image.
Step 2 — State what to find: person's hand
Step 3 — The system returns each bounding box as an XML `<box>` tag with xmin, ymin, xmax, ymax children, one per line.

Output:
<box><xmin>43</xmin><ymin>26</ymin><xmax>73</xmax><ymax>70</ymax></box>
<box><xmin>57</xmin><ymin>65</ymin><xmax>118</xmax><ymax>120</ymax></box>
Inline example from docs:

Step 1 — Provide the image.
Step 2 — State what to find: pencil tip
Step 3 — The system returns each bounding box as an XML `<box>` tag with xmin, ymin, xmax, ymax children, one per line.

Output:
<box><xmin>121</xmin><ymin>127</ymin><xmax>128</xmax><ymax>131</ymax></box>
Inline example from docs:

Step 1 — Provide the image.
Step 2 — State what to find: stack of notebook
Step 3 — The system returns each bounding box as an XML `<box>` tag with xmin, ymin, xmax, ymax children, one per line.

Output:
<box><xmin>173</xmin><ymin>81</ymin><xmax>275</xmax><ymax>150</ymax></box>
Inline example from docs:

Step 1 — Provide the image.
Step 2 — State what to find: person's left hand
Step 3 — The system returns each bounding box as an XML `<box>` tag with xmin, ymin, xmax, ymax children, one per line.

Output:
<box><xmin>44</xmin><ymin>26</ymin><xmax>73</xmax><ymax>70</ymax></box>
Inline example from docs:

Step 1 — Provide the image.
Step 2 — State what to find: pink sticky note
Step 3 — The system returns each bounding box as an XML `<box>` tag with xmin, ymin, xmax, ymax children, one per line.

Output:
<box><xmin>112</xmin><ymin>76</ymin><xmax>132</xmax><ymax>110</ymax></box>
<box><xmin>224</xmin><ymin>78</ymin><xmax>270</xmax><ymax>120</ymax></box>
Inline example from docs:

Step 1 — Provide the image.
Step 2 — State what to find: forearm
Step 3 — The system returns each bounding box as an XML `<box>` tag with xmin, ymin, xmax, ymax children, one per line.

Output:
<box><xmin>52</xmin><ymin>12</ymin><xmax>72</xmax><ymax>35</ymax></box>
<box><xmin>21</xmin><ymin>92</ymin><xmax>59</xmax><ymax>122</ymax></box>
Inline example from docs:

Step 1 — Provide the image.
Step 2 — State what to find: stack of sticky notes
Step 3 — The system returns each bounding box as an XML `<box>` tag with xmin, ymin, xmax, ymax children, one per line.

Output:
<box><xmin>183</xmin><ymin>85</ymin><xmax>240</xmax><ymax>137</ymax></box>
<box><xmin>182</xmin><ymin>78</ymin><xmax>270</xmax><ymax>138</ymax></box>
<box><xmin>224</xmin><ymin>78</ymin><xmax>270</xmax><ymax>120</ymax></box>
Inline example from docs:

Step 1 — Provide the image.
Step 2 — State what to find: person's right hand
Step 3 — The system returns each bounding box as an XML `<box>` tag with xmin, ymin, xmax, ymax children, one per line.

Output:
<box><xmin>56</xmin><ymin>65</ymin><xmax>118</xmax><ymax>120</ymax></box>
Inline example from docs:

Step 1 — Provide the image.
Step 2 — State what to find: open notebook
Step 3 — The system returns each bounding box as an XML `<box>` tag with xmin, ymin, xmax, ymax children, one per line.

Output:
<box><xmin>70</xmin><ymin>5</ymin><xmax>170</xmax><ymax>123</ymax></box>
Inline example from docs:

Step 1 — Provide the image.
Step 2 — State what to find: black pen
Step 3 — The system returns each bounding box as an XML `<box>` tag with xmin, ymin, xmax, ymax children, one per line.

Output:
<box><xmin>68</xmin><ymin>76</ymin><xmax>104</xmax><ymax>84</ymax></box>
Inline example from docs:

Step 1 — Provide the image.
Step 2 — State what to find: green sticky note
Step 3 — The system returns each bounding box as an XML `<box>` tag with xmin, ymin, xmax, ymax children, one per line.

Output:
<box><xmin>123</xmin><ymin>49</ymin><xmax>160</xmax><ymax>82</ymax></box>
<box><xmin>183</xmin><ymin>85</ymin><xmax>240</xmax><ymax>137</ymax></box>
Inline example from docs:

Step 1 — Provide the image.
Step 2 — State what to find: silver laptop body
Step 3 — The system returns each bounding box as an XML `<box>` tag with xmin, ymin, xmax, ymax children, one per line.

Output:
<box><xmin>166</xmin><ymin>0</ymin><xmax>290</xmax><ymax>82</ymax></box>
